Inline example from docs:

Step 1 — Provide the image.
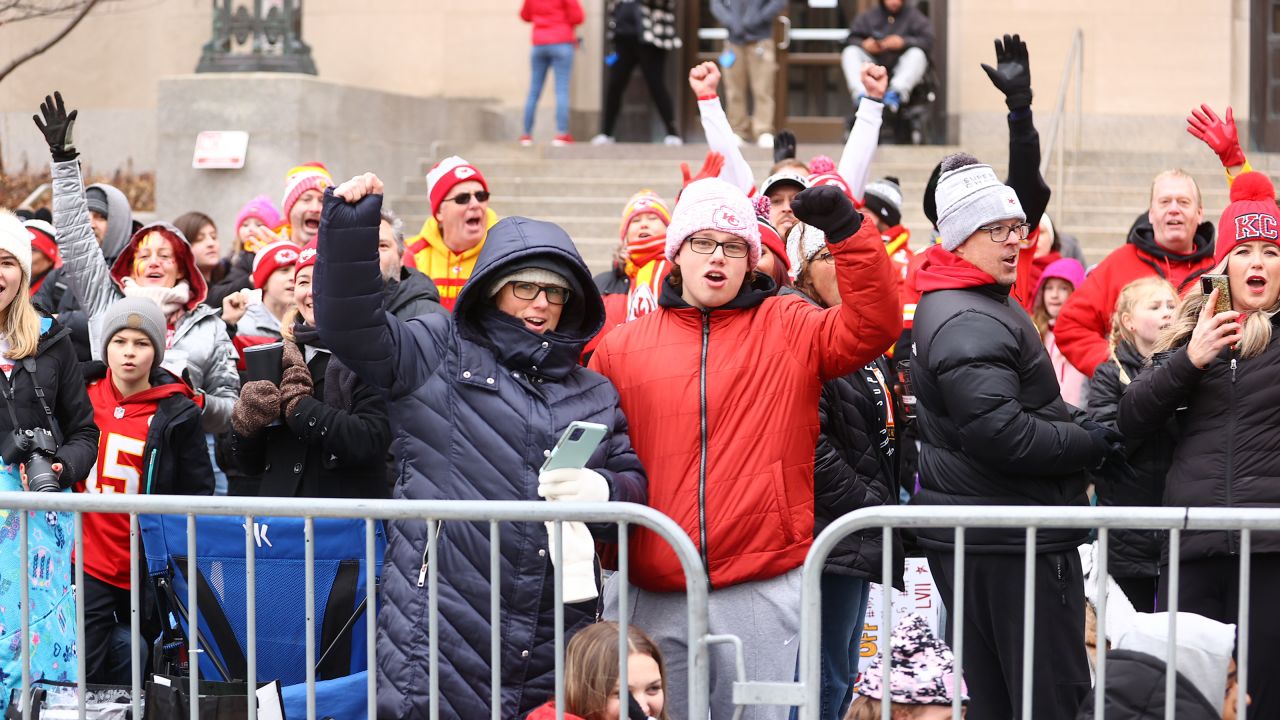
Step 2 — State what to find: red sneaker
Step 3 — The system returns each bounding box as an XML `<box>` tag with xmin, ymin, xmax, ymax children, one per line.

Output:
<box><xmin>518</xmin><ymin>135</ymin><xmax>533</xmax><ymax>147</ymax></box>
<box><xmin>552</xmin><ymin>133</ymin><xmax>574</xmax><ymax>146</ymax></box>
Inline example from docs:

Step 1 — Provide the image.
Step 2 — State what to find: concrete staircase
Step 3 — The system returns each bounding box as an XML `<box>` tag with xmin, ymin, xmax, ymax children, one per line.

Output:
<box><xmin>390</xmin><ymin>142</ymin><xmax>1280</xmax><ymax>276</ymax></box>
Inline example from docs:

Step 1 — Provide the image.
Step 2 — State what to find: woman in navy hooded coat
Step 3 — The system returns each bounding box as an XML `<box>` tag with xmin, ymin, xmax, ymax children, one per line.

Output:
<box><xmin>312</xmin><ymin>174</ymin><xmax>647</xmax><ymax>719</ymax></box>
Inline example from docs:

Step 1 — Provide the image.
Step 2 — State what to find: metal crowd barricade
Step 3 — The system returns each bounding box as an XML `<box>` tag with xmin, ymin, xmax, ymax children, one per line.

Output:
<box><xmin>732</xmin><ymin>505</ymin><xmax>1276</xmax><ymax>720</ymax></box>
<box><xmin>1</xmin><ymin>494</ymin><xmax>711</xmax><ymax>720</ymax></box>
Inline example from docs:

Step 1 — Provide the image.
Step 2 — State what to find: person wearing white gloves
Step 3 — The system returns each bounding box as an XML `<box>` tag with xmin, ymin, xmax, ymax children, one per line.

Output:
<box><xmin>539</xmin><ymin>466</ymin><xmax>610</xmax><ymax>602</ymax></box>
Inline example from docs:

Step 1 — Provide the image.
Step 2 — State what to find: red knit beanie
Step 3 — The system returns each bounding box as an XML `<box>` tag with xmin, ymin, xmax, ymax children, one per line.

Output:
<box><xmin>251</xmin><ymin>240</ymin><xmax>300</xmax><ymax>289</ymax></box>
<box><xmin>1215</xmin><ymin>172</ymin><xmax>1280</xmax><ymax>266</ymax></box>
<box><xmin>294</xmin><ymin>239</ymin><xmax>318</xmax><ymax>280</ymax></box>
<box><xmin>427</xmin><ymin>156</ymin><xmax>488</xmax><ymax>217</ymax></box>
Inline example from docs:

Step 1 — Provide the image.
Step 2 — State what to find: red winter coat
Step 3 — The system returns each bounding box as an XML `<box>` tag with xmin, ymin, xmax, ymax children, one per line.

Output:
<box><xmin>1055</xmin><ymin>215</ymin><xmax>1215</xmax><ymax>377</ymax></box>
<box><xmin>589</xmin><ymin>220</ymin><xmax>900</xmax><ymax>592</ymax></box>
<box><xmin>520</xmin><ymin>0</ymin><xmax>585</xmax><ymax>45</ymax></box>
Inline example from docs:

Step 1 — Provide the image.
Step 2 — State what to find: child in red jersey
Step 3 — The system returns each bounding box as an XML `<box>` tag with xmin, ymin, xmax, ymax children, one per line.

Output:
<box><xmin>76</xmin><ymin>297</ymin><xmax>213</xmax><ymax>682</ymax></box>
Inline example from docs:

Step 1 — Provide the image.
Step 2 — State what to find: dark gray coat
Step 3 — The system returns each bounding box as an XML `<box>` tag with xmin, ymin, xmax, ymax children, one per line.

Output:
<box><xmin>314</xmin><ymin>192</ymin><xmax>647</xmax><ymax>720</ymax></box>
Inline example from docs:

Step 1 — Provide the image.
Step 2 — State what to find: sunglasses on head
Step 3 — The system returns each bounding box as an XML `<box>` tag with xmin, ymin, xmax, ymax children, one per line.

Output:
<box><xmin>444</xmin><ymin>190</ymin><xmax>491</xmax><ymax>205</ymax></box>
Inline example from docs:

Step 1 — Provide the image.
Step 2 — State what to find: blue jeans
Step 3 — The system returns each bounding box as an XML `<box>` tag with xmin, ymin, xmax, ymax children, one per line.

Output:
<box><xmin>789</xmin><ymin>574</ymin><xmax>871</xmax><ymax>720</ymax></box>
<box><xmin>523</xmin><ymin>42</ymin><xmax>575</xmax><ymax>135</ymax></box>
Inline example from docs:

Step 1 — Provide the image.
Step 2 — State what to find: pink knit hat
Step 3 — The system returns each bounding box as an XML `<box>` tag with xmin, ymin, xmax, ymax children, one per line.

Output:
<box><xmin>281</xmin><ymin>162</ymin><xmax>333</xmax><ymax>222</ymax></box>
<box><xmin>857</xmin><ymin>614</ymin><xmax>968</xmax><ymax>706</ymax></box>
<box><xmin>1034</xmin><ymin>257</ymin><xmax>1085</xmax><ymax>300</ymax></box>
<box><xmin>665</xmin><ymin>178</ymin><xmax>761</xmax><ymax>269</ymax></box>
<box><xmin>235</xmin><ymin>195</ymin><xmax>284</xmax><ymax>237</ymax></box>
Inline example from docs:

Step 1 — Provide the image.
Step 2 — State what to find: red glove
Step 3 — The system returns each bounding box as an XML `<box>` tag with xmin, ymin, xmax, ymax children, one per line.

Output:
<box><xmin>680</xmin><ymin>151</ymin><xmax>726</xmax><ymax>189</ymax></box>
<box><xmin>1186</xmin><ymin>104</ymin><xmax>1246</xmax><ymax>168</ymax></box>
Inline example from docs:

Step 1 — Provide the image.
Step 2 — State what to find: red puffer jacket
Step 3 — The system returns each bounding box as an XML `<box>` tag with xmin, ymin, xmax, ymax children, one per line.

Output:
<box><xmin>520</xmin><ymin>0</ymin><xmax>585</xmax><ymax>46</ymax></box>
<box><xmin>590</xmin><ymin>220</ymin><xmax>900</xmax><ymax>592</ymax></box>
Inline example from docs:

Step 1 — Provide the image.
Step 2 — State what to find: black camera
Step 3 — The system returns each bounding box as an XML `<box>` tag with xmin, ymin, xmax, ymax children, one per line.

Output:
<box><xmin>2</xmin><ymin>427</ymin><xmax>61</xmax><ymax>493</ymax></box>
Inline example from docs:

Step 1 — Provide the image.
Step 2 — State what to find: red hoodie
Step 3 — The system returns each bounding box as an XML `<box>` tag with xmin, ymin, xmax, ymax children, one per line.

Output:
<box><xmin>520</xmin><ymin>0</ymin><xmax>584</xmax><ymax>45</ymax></box>
<box><xmin>77</xmin><ymin>371</ymin><xmax>196</xmax><ymax>588</ymax></box>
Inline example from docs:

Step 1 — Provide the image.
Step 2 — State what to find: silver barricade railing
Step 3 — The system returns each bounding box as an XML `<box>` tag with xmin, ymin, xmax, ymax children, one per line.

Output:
<box><xmin>724</xmin><ymin>504</ymin><xmax>1274</xmax><ymax>720</ymax></box>
<box><xmin>0</xmin><ymin>494</ymin><xmax>710</xmax><ymax>720</ymax></box>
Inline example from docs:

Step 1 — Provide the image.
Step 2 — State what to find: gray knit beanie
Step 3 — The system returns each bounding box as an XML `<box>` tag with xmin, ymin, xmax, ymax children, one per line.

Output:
<box><xmin>934</xmin><ymin>153</ymin><xmax>1025</xmax><ymax>252</ymax></box>
<box><xmin>99</xmin><ymin>297</ymin><xmax>166</xmax><ymax>367</ymax></box>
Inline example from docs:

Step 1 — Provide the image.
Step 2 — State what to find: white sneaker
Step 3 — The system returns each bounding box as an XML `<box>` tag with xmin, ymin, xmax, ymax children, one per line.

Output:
<box><xmin>756</xmin><ymin>132</ymin><xmax>774</xmax><ymax>149</ymax></box>
<box><xmin>663</xmin><ymin>134</ymin><xmax>683</xmax><ymax>146</ymax></box>
<box><xmin>590</xmin><ymin>134</ymin><xmax>615</xmax><ymax>145</ymax></box>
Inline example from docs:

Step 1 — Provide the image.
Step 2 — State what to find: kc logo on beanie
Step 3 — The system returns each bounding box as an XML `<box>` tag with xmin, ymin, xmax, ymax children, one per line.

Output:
<box><xmin>1234</xmin><ymin>213</ymin><xmax>1278</xmax><ymax>241</ymax></box>
<box><xmin>713</xmin><ymin>206</ymin><xmax>747</xmax><ymax>232</ymax></box>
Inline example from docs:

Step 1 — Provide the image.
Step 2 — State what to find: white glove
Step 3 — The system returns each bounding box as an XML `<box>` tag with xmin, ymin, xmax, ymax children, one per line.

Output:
<box><xmin>537</xmin><ymin>467</ymin><xmax>609</xmax><ymax>503</ymax></box>
<box><xmin>544</xmin><ymin>520</ymin><xmax>599</xmax><ymax>603</ymax></box>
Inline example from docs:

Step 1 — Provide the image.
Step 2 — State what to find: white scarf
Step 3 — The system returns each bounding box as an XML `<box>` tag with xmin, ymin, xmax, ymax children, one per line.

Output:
<box><xmin>121</xmin><ymin>278</ymin><xmax>191</xmax><ymax>323</ymax></box>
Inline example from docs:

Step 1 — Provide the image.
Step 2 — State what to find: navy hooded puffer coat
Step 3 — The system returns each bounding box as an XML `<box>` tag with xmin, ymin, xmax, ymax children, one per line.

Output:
<box><xmin>313</xmin><ymin>189</ymin><xmax>647</xmax><ymax>720</ymax></box>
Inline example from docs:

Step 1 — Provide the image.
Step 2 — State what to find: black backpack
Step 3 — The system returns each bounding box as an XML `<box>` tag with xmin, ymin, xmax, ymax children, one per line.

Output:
<box><xmin>610</xmin><ymin>0</ymin><xmax>643</xmax><ymax>38</ymax></box>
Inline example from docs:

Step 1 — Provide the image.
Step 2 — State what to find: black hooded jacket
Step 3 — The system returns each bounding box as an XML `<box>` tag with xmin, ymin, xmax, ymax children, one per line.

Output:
<box><xmin>383</xmin><ymin>266</ymin><xmax>447</xmax><ymax>320</ymax></box>
<box><xmin>1075</xmin><ymin>650</ymin><xmax>1221</xmax><ymax>720</ymax></box>
<box><xmin>1124</xmin><ymin>213</ymin><xmax>1217</xmax><ymax>293</ymax></box>
<box><xmin>1088</xmin><ymin>340</ymin><xmax>1173</xmax><ymax>578</ymax></box>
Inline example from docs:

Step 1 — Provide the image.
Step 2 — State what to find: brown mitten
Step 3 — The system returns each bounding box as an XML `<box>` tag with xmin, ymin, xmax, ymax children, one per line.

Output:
<box><xmin>232</xmin><ymin>381</ymin><xmax>281</xmax><ymax>436</ymax></box>
<box><xmin>279</xmin><ymin>342</ymin><xmax>315</xmax><ymax>417</ymax></box>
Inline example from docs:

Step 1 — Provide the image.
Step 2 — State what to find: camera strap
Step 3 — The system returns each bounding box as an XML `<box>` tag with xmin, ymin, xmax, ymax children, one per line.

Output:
<box><xmin>0</xmin><ymin>357</ymin><xmax>56</xmax><ymax>432</ymax></box>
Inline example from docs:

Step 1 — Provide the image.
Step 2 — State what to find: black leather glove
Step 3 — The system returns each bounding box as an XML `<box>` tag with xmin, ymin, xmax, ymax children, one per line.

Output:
<box><xmin>791</xmin><ymin>185</ymin><xmax>864</xmax><ymax>243</ymax></box>
<box><xmin>1081</xmin><ymin>419</ymin><xmax>1125</xmax><ymax>469</ymax></box>
<box><xmin>980</xmin><ymin>33</ymin><xmax>1033</xmax><ymax>111</ymax></box>
<box><xmin>627</xmin><ymin>695</ymin><xmax>648</xmax><ymax>720</ymax></box>
<box><xmin>772</xmin><ymin>129</ymin><xmax>797</xmax><ymax>163</ymax></box>
<box><xmin>33</xmin><ymin>92</ymin><xmax>79</xmax><ymax>162</ymax></box>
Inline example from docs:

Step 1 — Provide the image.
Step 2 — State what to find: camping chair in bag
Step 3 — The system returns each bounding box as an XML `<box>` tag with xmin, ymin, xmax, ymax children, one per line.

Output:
<box><xmin>138</xmin><ymin>514</ymin><xmax>384</xmax><ymax>715</ymax></box>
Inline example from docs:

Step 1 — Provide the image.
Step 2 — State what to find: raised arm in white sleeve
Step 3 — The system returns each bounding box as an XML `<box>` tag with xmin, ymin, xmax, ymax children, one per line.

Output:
<box><xmin>837</xmin><ymin>97</ymin><xmax>885</xmax><ymax>203</ymax></box>
<box><xmin>698</xmin><ymin>96</ymin><xmax>755</xmax><ymax>194</ymax></box>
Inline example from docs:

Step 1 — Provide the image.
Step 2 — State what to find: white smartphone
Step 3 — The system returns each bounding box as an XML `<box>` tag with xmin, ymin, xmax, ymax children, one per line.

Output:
<box><xmin>541</xmin><ymin>421</ymin><xmax>608</xmax><ymax>473</ymax></box>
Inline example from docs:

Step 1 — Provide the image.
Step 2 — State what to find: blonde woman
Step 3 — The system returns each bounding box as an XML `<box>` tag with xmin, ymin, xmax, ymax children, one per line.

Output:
<box><xmin>1118</xmin><ymin>172</ymin><xmax>1280</xmax><ymax>718</ymax></box>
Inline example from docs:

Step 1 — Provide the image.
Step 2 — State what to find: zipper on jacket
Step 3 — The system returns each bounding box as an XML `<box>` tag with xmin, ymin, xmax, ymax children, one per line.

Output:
<box><xmin>417</xmin><ymin>521</ymin><xmax>444</xmax><ymax>588</ymax></box>
<box><xmin>698</xmin><ymin>312</ymin><xmax>711</xmax><ymax>583</ymax></box>
<box><xmin>144</xmin><ymin>449</ymin><xmax>158</xmax><ymax>495</ymax></box>
<box><xmin>1226</xmin><ymin>353</ymin><xmax>1238</xmax><ymax>554</ymax></box>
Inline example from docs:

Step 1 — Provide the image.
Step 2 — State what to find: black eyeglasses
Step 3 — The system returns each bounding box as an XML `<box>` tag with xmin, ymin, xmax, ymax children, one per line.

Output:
<box><xmin>508</xmin><ymin>281</ymin><xmax>571</xmax><ymax>305</ymax></box>
<box><xmin>977</xmin><ymin>222</ymin><xmax>1033</xmax><ymax>243</ymax></box>
<box><xmin>813</xmin><ymin>250</ymin><xmax>835</xmax><ymax>265</ymax></box>
<box><xmin>444</xmin><ymin>190</ymin><xmax>491</xmax><ymax>205</ymax></box>
<box><xmin>686</xmin><ymin>236</ymin><xmax>749</xmax><ymax>258</ymax></box>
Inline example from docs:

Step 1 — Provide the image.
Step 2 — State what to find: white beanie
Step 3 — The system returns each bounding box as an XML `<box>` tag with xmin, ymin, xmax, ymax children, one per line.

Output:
<box><xmin>934</xmin><ymin>153</ymin><xmax>1025</xmax><ymax>252</ymax></box>
<box><xmin>1112</xmin><ymin>612</ymin><xmax>1236</xmax><ymax>708</ymax></box>
<box><xmin>665</xmin><ymin>178</ymin><xmax>761</xmax><ymax>269</ymax></box>
<box><xmin>488</xmin><ymin>267</ymin><xmax>571</xmax><ymax>298</ymax></box>
<box><xmin>786</xmin><ymin>222</ymin><xmax>828</xmax><ymax>272</ymax></box>
<box><xmin>0</xmin><ymin>210</ymin><xmax>33</xmax><ymax>281</ymax></box>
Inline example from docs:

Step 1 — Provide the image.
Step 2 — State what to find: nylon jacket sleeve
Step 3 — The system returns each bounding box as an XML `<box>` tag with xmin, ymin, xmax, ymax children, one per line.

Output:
<box><xmin>744</xmin><ymin>0</ymin><xmax>786</xmax><ymax>31</ymax></box>
<box><xmin>1005</xmin><ymin>109</ymin><xmax>1050</xmax><ymax>232</ymax></box>
<box><xmin>566</xmin><ymin>0</ymin><xmax>585</xmax><ymax>25</ymax></box>
<box><xmin>170</xmin><ymin>411</ymin><xmax>215</xmax><ymax>495</ymax></box>
<box><xmin>932</xmin><ymin>312</ymin><xmax>1096</xmax><ymax>473</ymax></box>
<box><xmin>196</xmin><ymin>319</ymin><xmax>240</xmax><ymax>434</ymax></box>
<box><xmin>50</xmin><ymin>159</ymin><xmax>123</xmax><ymax>318</ymax></box>
<box><xmin>314</xmin><ymin>191</ymin><xmax>440</xmax><ymax>399</ymax></box>
<box><xmin>838</xmin><ymin>98</ymin><xmax>884</xmax><ymax>203</ymax></box>
<box><xmin>50</xmin><ymin>336</ymin><xmax>99</xmax><ymax>487</ymax></box>
<box><xmin>899</xmin><ymin>9</ymin><xmax>934</xmax><ymax>53</ymax></box>
<box><xmin>846</xmin><ymin>10</ymin><xmax>876</xmax><ymax>44</ymax></box>
<box><xmin>1054</xmin><ymin>270</ymin><xmax>1111</xmax><ymax>377</ymax></box>
<box><xmin>1086</xmin><ymin>360</ymin><xmax>1123</xmax><ymax>431</ymax></box>
<box><xmin>814</xmin><ymin>381</ymin><xmax>886</xmax><ymax>520</ymax></box>
<box><xmin>709</xmin><ymin>0</ymin><xmax>736</xmax><ymax>32</ymax></box>
<box><xmin>698</xmin><ymin>97</ymin><xmax>755</xmax><ymax>194</ymax></box>
<box><xmin>586</xmin><ymin>399</ymin><xmax>647</xmax><ymax>541</ymax></box>
<box><xmin>787</xmin><ymin>220</ymin><xmax>902</xmax><ymax>381</ymax></box>
<box><xmin>520</xmin><ymin>0</ymin><xmax>532</xmax><ymax>22</ymax></box>
<box><xmin>285</xmin><ymin>384</ymin><xmax>391</xmax><ymax>469</ymax></box>
<box><xmin>1117</xmin><ymin>347</ymin><xmax>1203</xmax><ymax>438</ymax></box>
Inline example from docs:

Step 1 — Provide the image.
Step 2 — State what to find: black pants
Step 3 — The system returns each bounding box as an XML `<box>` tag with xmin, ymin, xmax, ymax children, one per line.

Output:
<box><xmin>1115</xmin><ymin>575</ymin><xmax>1158</xmax><ymax>613</ymax></box>
<box><xmin>1158</xmin><ymin>554</ymin><xmax>1280</xmax><ymax>720</ymax></box>
<box><xmin>82</xmin><ymin>573</ymin><xmax>140</xmax><ymax>683</ymax></box>
<box><xmin>601</xmin><ymin>35</ymin><xmax>677</xmax><ymax>136</ymax></box>
<box><xmin>926</xmin><ymin>549</ymin><xmax>1090</xmax><ymax>720</ymax></box>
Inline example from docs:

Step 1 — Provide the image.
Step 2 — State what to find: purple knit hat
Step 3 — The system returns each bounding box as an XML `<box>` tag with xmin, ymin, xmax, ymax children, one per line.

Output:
<box><xmin>856</xmin><ymin>614</ymin><xmax>968</xmax><ymax>705</ymax></box>
<box><xmin>665</xmin><ymin>178</ymin><xmax>761</xmax><ymax>269</ymax></box>
<box><xmin>235</xmin><ymin>195</ymin><xmax>284</xmax><ymax>237</ymax></box>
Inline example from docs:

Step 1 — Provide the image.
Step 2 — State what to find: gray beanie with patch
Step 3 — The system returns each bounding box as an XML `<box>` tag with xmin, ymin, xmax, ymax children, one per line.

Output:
<box><xmin>99</xmin><ymin>297</ymin><xmax>166</xmax><ymax>367</ymax></box>
<box><xmin>934</xmin><ymin>153</ymin><xmax>1025</xmax><ymax>252</ymax></box>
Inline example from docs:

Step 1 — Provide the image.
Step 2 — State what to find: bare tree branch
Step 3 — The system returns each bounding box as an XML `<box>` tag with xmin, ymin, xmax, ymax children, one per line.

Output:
<box><xmin>0</xmin><ymin>0</ymin><xmax>93</xmax><ymax>27</ymax></box>
<box><xmin>0</xmin><ymin>0</ymin><xmax>102</xmax><ymax>84</ymax></box>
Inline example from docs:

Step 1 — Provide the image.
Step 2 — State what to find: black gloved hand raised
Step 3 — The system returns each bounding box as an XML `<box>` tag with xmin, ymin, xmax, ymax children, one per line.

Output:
<box><xmin>33</xmin><ymin>91</ymin><xmax>79</xmax><ymax>162</ymax></box>
<box><xmin>1081</xmin><ymin>419</ymin><xmax>1125</xmax><ymax>469</ymax></box>
<box><xmin>772</xmin><ymin>129</ymin><xmax>797</xmax><ymax>164</ymax></box>
<box><xmin>791</xmin><ymin>185</ymin><xmax>864</xmax><ymax>243</ymax></box>
<box><xmin>979</xmin><ymin>33</ymin><xmax>1033</xmax><ymax>111</ymax></box>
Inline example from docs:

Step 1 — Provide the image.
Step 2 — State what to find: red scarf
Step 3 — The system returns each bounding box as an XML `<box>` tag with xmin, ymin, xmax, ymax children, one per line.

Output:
<box><xmin>913</xmin><ymin>244</ymin><xmax>999</xmax><ymax>292</ymax></box>
<box><xmin>625</xmin><ymin>232</ymin><xmax>668</xmax><ymax>278</ymax></box>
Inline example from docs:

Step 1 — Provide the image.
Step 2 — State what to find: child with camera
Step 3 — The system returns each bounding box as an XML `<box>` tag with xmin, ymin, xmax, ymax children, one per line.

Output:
<box><xmin>76</xmin><ymin>297</ymin><xmax>214</xmax><ymax>682</ymax></box>
<box><xmin>0</xmin><ymin>209</ymin><xmax>100</xmax><ymax>698</ymax></box>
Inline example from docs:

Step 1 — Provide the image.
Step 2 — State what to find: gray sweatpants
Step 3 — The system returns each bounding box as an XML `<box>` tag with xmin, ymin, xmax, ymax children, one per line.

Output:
<box><xmin>840</xmin><ymin>46</ymin><xmax>929</xmax><ymax>101</ymax></box>
<box><xmin>603</xmin><ymin>567</ymin><xmax>802</xmax><ymax>720</ymax></box>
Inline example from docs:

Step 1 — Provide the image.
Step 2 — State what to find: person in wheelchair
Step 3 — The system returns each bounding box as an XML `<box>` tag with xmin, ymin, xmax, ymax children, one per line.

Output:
<box><xmin>840</xmin><ymin>0</ymin><xmax>934</xmax><ymax>112</ymax></box>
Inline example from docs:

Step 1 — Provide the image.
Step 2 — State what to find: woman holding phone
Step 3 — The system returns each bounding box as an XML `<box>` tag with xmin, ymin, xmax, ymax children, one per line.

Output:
<box><xmin>312</xmin><ymin>173</ymin><xmax>646</xmax><ymax>720</ymax></box>
<box><xmin>1119</xmin><ymin>172</ymin><xmax>1280</xmax><ymax>718</ymax></box>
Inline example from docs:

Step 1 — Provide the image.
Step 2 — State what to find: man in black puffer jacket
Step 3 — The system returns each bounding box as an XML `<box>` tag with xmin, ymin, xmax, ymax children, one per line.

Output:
<box><xmin>909</xmin><ymin>153</ymin><xmax>1116</xmax><ymax>720</ymax></box>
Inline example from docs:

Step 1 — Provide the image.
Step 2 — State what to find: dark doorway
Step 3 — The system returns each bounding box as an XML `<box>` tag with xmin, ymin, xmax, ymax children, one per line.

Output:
<box><xmin>1251</xmin><ymin>0</ymin><xmax>1280</xmax><ymax>151</ymax></box>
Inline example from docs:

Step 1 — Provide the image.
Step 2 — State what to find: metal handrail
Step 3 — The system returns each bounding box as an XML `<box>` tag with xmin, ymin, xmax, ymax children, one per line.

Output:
<box><xmin>1039</xmin><ymin>29</ymin><xmax>1085</xmax><ymax>227</ymax></box>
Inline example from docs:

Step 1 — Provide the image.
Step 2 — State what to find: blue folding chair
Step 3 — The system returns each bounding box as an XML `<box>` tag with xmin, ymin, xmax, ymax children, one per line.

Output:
<box><xmin>138</xmin><ymin>514</ymin><xmax>384</xmax><ymax>718</ymax></box>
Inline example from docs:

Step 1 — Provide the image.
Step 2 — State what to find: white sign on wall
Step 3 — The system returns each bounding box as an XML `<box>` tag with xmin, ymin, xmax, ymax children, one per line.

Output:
<box><xmin>192</xmin><ymin>131</ymin><xmax>249</xmax><ymax>169</ymax></box>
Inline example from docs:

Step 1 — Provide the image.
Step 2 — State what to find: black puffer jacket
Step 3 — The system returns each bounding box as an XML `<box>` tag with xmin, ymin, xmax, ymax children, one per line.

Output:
<box><xmin>1088</xmin><ymin>340</ymin><xmax>1173</xmax><ymax>578</ymax></box>
<box><xmin>909</xmin><ymin>267</ymin><xmax>1098</xmax><ymax>552</ymax></box>
<box><xmin>1118</xmin><ymin>315</ymin><xmax>1280</xmax><ymax>559</ymax></box>
<box><xmin>383</xmin><ymin>266</ymin><xmax>447</xmax><ymax>320</ymax></box>
<box><xmin>1</xmin><ymin>316</ymin><xmax>99</xmax><ymax>488</ymax></box>
<box><xmin>1074</xmin><ymin>650</ymin><xmax>1220</xmax><ymax>720</ymax></box>
<box><xmin>230</xmin><ymin>333</ymin><xmax>391</xmax><ymax>499</ymax></box>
